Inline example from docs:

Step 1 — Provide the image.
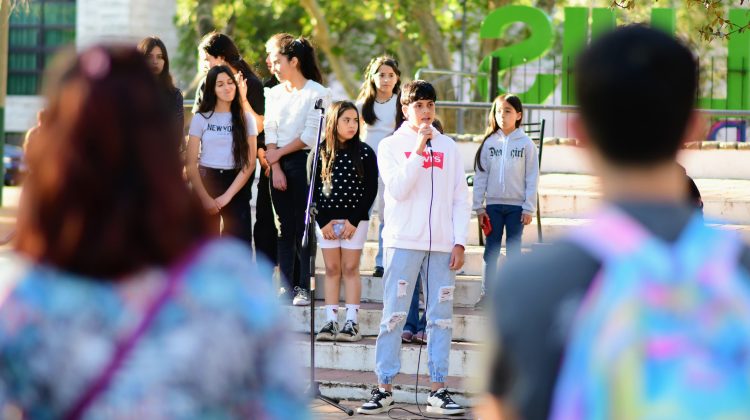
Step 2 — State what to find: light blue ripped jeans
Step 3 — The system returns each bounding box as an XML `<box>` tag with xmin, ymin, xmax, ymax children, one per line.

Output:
<box><xmin>375</xmin><ymin>248</ymin><xmax>455</xmax><ymax>384</ymax></box>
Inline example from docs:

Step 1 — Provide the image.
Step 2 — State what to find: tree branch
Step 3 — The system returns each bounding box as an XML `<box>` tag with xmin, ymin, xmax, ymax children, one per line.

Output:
<box><xmin>299</xmin><ymin>0</ymin><xmax>360</xmax><ymax>98</ymax></box>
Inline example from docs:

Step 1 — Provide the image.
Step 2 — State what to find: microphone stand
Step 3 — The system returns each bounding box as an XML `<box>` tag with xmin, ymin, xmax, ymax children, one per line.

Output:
<box><xmin>302</xmin><ymin>98</ymin><xmax>354</xmax><ymax>416</ymax></box>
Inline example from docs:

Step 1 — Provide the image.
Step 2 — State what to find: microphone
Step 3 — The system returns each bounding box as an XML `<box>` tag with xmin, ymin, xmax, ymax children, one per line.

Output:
<box><xmin>314</xmin><ymin>98</ymin><xmax>325</xmax><ymax>111</ymax></box>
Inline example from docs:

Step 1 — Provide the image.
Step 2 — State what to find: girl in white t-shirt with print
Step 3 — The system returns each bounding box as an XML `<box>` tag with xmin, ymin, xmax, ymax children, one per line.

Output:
<box><xmin>356</xmin><ymin>56</ymin><xmax>401</xmax><ymax>278</ymax></box>
<box><xmin>187</xmin><ymin>65</ymin><xmax>257</xmax><ymax>244</ymax></box>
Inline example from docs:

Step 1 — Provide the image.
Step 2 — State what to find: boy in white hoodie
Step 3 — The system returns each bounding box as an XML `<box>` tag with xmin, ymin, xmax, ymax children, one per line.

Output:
<box><xmin>357</xmin><ymin>80</ymin><xmax>471</xmax><ymax>416</ymax></box>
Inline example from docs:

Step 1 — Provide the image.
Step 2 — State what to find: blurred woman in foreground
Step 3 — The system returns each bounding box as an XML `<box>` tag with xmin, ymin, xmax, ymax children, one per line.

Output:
<box><xmin>0</xmin><ymin>46</ymin><xmax>308</xmax><ymax>419</ymax></box>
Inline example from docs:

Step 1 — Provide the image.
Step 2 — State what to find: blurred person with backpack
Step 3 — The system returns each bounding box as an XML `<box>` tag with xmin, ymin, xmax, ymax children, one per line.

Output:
<box><xmin>479</xmin><ymin>26</ymin><xmax>750</xmax><ymax>420</ymax></box>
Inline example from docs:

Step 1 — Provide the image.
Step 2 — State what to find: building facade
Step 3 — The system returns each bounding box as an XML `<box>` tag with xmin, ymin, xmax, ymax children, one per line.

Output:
<box><xmin>5</xmin><ymin>0</ymin><xmax>178</xmax><ymax>142</ymax></box>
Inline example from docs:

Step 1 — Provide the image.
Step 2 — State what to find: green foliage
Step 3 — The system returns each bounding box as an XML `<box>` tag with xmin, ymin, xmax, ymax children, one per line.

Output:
<box><xmin>173</xmin><ymin>0</ymin><xmax>748</xmax><ymax>100</ymax></box>
<box><xmin>173</xmin><ymin>0</ymin><xmax>493</xmax><ymax>97</ymax></box>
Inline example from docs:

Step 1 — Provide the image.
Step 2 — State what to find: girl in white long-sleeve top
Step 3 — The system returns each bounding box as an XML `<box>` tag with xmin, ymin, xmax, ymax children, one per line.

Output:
<box><xmin>263</xmin><ymin>34</ymin><xmax>332</xmax><ymax>306</ymax></box>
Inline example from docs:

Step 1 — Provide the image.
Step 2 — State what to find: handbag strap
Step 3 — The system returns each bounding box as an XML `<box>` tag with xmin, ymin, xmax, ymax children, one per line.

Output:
<box><xmin>64</xmin><ymin>243</ymin><xmax>205</xmax><ymax>420</ymax></box>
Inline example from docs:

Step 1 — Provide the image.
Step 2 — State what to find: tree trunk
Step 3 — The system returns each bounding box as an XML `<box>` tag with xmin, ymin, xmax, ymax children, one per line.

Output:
<box><xmin>405</xmin><ymin>0</ymin><xmax>457</xmax><ymax>130</ymax></box>
<box><xmin>534</xmin><ymin>0</ymin><xmax>555</xmax><ymax>15</ymax></box>
<box><xmin>300</xmin><ymin>0</ymin><xmax>360</xmax><ymax>99</ymax></box>
<box><xmin>409</xmin><ymin>1</ymin><xmax>452</xmax><ymax>70</ymax></box>
<box><xmin>223</xmin><ymin>9</ymin><xmax>236</xmax><ymax>37</ymax></box>
<box><xmin>196</xmin><ymin>0</ymin><xmax>216</xmax><ymax>37</ymax></box>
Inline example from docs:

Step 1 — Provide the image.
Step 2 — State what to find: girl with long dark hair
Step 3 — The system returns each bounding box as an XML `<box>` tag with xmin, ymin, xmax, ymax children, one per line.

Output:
<box><xmin>264</xmin><ymin>33</ymin><xmax>331</xmax><ymax>306</ymax></box>
<box><xmin>312</xmin><ymin>101</ymin><xmax>378</xmax><ymax>342</ymax></box>
<box><xmin>187</xmin><ymin>65</ymin><xmax>258</xmax><ymax>243</ymax></box>
<box><xmin>137</xmin><ymin>36</ymin><xmax>184</xmax><ymax>145</ymax></box>
<box><xmin>356</xmin><ymin>56</ymin><xmax>401</xmax><ymax>278</ymax></box>
<box><xmin>195</xmin><ymin>32</ymin><xmax>276</xmax><ymax>265</ymax></box>
<box><xmin>472</xmin><ymin>94</ymin><xmax>539</xmax><ymax>307</ymax></box>
<box><xmin>196</xmin><ymin>32</ymin><xmax>264</xmax><ymax>133</ymax></box>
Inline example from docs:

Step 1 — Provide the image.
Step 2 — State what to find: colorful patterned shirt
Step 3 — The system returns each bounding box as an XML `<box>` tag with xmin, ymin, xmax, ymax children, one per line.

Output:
<box><xmin>0</xmin><ymin>239</ymin><xmax>309</xmax><ymax>420</ymax></box>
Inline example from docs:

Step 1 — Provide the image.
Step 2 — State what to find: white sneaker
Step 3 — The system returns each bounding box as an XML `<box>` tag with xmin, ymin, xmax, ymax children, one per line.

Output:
<box><xmin>292</xmin><ymin>287</ymin><xmax>310</xmax><ymax>306</ymax></box>
<box><xmin>426</xmin><ymin>388</ymin><xmax>465</xmax><ymax>415</ymax></box>
<box><xmin>357</xmin><ymin>387</ymin><xmax>394</xmax><ymax>415</ymax></box>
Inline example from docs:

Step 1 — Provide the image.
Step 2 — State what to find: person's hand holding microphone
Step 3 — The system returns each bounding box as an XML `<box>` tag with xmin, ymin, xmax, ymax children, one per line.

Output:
<box><xmin>414</xmin><ymin>122</ymin><xmax>433</xmax><ymax>155</ymax></box>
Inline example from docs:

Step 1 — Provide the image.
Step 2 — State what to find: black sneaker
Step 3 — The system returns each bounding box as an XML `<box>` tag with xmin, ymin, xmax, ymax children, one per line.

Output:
<box><xmin>315</xmin><ymin>321</ymin><xmax>338</xmax><ymax>341</ymax></box>
<box><xmin>357</xmin><ymin>387</ymin><xmax>394</xmax><ymax>415</ymax></box>
<box><xmin>426</xmin><ymin>388</ymin><xmax>465</xmax><ymax>415</ymax></box>
<box><xmin>292</xmin><ymin>287</ymin><xmax>310</xmax><ymax>306</ymax></box>
<box><xmin>373</xmin><ymin>266</ymin><xmax>384</xmax><ymax>277</ymax></box>
<box><xmin>337</xmin><ymin>320</ymin><xmax>362</xmax><ymax>342</ymax></box>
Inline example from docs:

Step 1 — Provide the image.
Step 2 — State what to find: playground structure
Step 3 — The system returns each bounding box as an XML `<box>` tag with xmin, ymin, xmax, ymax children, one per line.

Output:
<box><xmin>708</xmin><ymin>120</ymin><xmax>747</xmax><ymax>142</ymax></box>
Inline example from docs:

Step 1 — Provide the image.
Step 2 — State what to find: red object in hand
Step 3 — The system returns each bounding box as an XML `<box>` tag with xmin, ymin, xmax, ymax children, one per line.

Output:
<box><xmin>482</xmin><ymin>216</ymin><xmax>492</xmax><ymax>236</ymax></box>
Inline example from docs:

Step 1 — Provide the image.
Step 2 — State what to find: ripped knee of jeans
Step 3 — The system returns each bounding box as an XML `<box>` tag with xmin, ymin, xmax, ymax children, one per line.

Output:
<box><xmin>384</xmin><ymin>311</ymin><xmax>407</xmax><ymax>332</ymax></box>
<box><xmin>397</xmin><ymin>279</ymin><xmax>408</xmax><ymax>297</ymax></box>
<box><xmin>438</xmin><ymin>286</ymin><xmax>455</xmax><ymax>303</ymax></box>
<box><xmin>430</xmin><ymin>318</ymin><xmax>453</xmax><ymax>329</ymax></box>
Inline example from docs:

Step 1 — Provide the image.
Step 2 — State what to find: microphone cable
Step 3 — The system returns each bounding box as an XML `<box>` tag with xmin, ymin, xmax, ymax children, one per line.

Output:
<box><xmin>388</xmin><ymin>138</ymin><xmax>471</xmax><ymax>420</ymax></box>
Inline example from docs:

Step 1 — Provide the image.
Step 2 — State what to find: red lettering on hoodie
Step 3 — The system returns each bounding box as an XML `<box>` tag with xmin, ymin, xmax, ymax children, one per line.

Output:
<box><xmin>405</xmin><ymin>151</ymin><xmax>444</xmax><ymax>169</ymax></box>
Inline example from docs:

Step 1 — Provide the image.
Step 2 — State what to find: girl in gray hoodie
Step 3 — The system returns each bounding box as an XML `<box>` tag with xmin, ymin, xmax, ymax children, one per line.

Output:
<box><xmin>472</xmin><ymin>94</ymin><xmax>539</xmax><ymax>305</ymax></box>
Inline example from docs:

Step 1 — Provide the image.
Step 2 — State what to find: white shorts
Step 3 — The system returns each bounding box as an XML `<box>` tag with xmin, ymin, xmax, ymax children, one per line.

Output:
<box><xmin>316</xmin><ymin>220</ymin><xmax>369</xmax><ymax>250</ymax></box>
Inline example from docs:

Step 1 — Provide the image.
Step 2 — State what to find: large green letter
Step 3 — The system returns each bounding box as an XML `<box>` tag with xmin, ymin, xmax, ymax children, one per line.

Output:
<box><xmin>651</xmin><ymin>8</ymin><xmax>676</xmax><ymax>35</ymax></box>
<box><xmin>726</xmin><ymin>8</ymin><xmax>750</xmax><ymax>110</ymax></box>
<box><xmin>477</xmin><ymin>5</ymin><xmax>557</xmax><ymax>104</ymax></box>
<box><xmin>562</xmin><ymin>7</ymin><xmax>588</xmax><ymax>105</ymax></box>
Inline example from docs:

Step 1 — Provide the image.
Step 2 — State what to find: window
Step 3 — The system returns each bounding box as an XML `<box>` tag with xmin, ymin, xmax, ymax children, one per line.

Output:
<box><xmin>8</xmin><ymin>0</ymin><xmax>76</xmax><ymax>95</ymax></box>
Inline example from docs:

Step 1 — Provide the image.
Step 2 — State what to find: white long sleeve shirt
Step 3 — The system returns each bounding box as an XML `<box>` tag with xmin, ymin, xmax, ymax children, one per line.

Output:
<box><xmin>356</xmin><ymin>95</ymin><xmax>398</xmax><ymax>154</ymax></box>
<box><xmin>378</xmin><ymin>122</ymin><xmax>471</xmax><ymax>252</ymax></box>
<box><xmin>264</xmin><ymin>80</ymin><xmax>332</xmax><ymax>149</ymax></box>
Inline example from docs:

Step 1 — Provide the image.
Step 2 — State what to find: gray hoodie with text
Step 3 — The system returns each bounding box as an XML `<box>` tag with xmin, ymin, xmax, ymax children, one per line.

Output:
<box><xmin>472</xmin><ymin>128</ymin><xmax>539</xmax><ymax>215</ymax></box>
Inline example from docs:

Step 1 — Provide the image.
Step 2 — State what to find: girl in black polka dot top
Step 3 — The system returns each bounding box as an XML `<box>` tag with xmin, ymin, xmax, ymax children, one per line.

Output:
<box><xmin>312</xmin><ymin>101</ymin><xmax>378</xmax><ymax>342</ymax></box>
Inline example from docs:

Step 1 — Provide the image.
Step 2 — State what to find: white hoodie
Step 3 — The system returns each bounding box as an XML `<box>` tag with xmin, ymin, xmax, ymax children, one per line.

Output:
<box><xmin>378</xmin><ymin>122</ymin><xmax>471</xmax><ymax>252</ymax></box>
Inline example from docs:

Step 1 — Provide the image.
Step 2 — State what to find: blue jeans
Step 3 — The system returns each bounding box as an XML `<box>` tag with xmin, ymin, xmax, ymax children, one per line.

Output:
<box><xmin>375</xmin><ymin>248</ymin><xmax>455</xmax><ymax>384</ymax></box>
<box><xmin>375</xmin><ymin>221</ymin><xmax>384</xmax><ymax>267</ymax></box>
<box><xmin>482</xmin><ymin>204</ymin><xmax>524</xmax><ymax>293</ymax></box>
<box><xmin>404</xmin><ymin>274</ymin><xmax>427</xmax><ymax>334</ymax></box>
<box><xmin>374</xmin><ymin>176</ymin><xmax>385</xmax><ymax>268</ymax></box>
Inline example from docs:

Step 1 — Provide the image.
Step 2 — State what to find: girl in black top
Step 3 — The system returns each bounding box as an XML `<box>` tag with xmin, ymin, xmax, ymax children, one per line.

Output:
<box><xmin>313</xmin><ymin>101</ymin><xmax>378</xmax><ymax>342</ymax></box>
<box><xmin>137</xmin><ymin>36</ymin><xmax>184</xmax><ymax>149</ymax></box>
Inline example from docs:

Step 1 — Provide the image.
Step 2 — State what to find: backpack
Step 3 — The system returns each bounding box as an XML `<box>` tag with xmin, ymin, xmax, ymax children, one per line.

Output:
<box><xmin>550</xmin><ymin>207</ymin><xmax>750</xmax><ymax>420</ymax></box>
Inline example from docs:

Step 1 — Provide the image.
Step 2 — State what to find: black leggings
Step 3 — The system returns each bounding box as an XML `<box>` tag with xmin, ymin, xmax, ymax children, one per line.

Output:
<box><xmin>199</xmin><ymin>166</ymin><xmax>253</xmax><ymax>245</ymax></box>
<box><xmin>271</xmin><ymin>150</ymin><xmax>312</xmax><ymax>291</ymax></box>
<box><xmin>254</xmin><ymin>168</ymin><xmax>278</xmax><ymax>266</ymax></box>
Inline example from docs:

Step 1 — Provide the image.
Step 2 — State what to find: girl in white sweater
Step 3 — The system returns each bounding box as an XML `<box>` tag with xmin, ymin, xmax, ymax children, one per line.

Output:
<box><xmin>264</xmin><ymin>34</ymin><xmax>332</xmax><ymax>306</ymax></box>
<box><xmin>356</xmin><ymin>56</ymin><xmax>401</xmax><ymax>277</ymax></box>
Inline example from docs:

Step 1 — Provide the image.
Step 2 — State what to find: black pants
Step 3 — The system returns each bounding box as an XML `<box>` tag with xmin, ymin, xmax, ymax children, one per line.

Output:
<box><xmin>200</xmin><ymin>166</ymin><xmax>253</xmax><ymax>245</ymax></box>
<box><xmin>271</xmin><ymin>150</ymin><xmax>312</xmax><ymax>291</ymax></box>
<box><xmin>254</xmin><ymin>168</ymin><xmax>278</xmax><ymax>266</ymax></box>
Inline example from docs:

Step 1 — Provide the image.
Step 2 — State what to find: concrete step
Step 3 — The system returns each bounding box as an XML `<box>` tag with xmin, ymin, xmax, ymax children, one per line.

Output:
<box><xmin>310</xmin><ymin>271</ymin><xmax>483</xmax><ymax>308</ymax></box>
<box><xmin>315</xmin><ymin>243</ymin><xmax>494</xmax><ymax>277</ymax></box>
<box><xmin>294</xmin><ymin>336</ymin><xmax>482</xmax><ymax>378</ymax></box>
<box><xmin>313</xmin><ymin>368</ymin><xmax>479</xmax><ymax>407</ymax></box>
<box><xmin>284</xmin><ymin>302</ymin><xmax>487</xmax><ymax>342</ymax></box>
